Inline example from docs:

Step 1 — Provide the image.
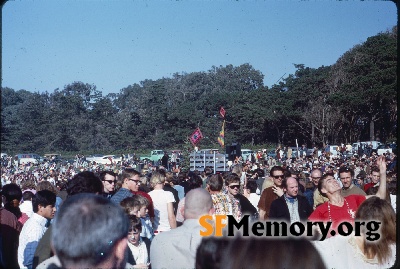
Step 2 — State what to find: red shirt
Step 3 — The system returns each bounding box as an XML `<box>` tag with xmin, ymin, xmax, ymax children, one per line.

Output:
<box><xmin>308</xmin><ymin>195</ymin><xmax>366</xmax><ymax>236</ymax></box>
<box><xmin>363</xmin><ymin>182</ymin><xmax>375</xmax><ymax>193</ymax></box>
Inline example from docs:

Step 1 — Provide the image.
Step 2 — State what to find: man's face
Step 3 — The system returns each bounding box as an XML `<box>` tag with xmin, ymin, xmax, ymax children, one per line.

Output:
<box><xmin>39</xmin><ymin>204</ymin><xmax>56</xmax><ymax>219</ymax></box>
<box><xmin>227</xmin><ymin>182</ymin><xmax>240</xmax><ymax>196</ymax></box>
<box><xmin>102</xmin><ymin>173</ymin><xmax>116</xmax><ymax>193</ymax></box>
<box><xmin>311</xmin><ymin>171</ymin><xmax>322</xmax><ymax>186</ymax></box>
<box><xmin>285</xmin><ymin>177</ymin><xmax>298</xmax><ymax>198</ymax></box>
<box><xmin>271</xmin><ymin>170</ymin><xmax>284</xmax><ymax>187</ymax></box>
<box><xmin>371</xmin><ymin>171</ymin><xmax>380</xmax><ymax>184</ymax></box>
<box><xmin>321</xmin><ymin>175</ymin><xmax>341</xmax><ymax>195</ymax></box>
<box><xmin>339</xmin><ymin>171</ymin><xmax>352</xmax><ymax>189</ymax></box>
<box><xmin>127</xmin><ymin>174</ymin><xmax>140</xmax><ymax>192</ymax></box>
<box><xmin>356</xmin><ymin>177</ymin><xmax>364</xmax><ymax>186</ymax></box>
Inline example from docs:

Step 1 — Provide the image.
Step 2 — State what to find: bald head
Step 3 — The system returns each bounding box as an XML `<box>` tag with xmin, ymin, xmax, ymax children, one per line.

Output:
<box><xmin>283</xmin><ymin>177</ymin><xmax>299</xmax><ymax>198</ymax></box>
<box><xmin>184</xmin><ymin>188</ymin><xmax>213</xmax><ymax>219</ymax></box>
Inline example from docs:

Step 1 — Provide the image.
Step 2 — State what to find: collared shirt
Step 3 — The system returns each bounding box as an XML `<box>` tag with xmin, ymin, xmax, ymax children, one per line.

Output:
<box><xmin>284</xmin><ymin>195</ymin><xmax>300</xmax><ymax>223</ymax></box>
<box><xmin>110</xmin><ymin>187</ymin><xmax>133</xmax><ymax>204</ymax></box>
<box><xmin>18</xmin><ymin>213</ymin><xmax>48</xmax><ymax>269</ymax></box>
<box><xmin>150</xmin><ymin>219</ymin><xmax>204</xmax><ymax>269</ymax></box>
<box><xmin>342</xmin><ymin>184</ymin><xmax>367</xmax><ymax>197</ymax></box>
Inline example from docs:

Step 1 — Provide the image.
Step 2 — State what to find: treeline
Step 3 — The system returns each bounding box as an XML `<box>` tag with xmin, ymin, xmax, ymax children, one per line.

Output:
<box><xmin>1</xmin><ymin>28</ymin><xmax>397</xmax><ymax>155</ymax></box>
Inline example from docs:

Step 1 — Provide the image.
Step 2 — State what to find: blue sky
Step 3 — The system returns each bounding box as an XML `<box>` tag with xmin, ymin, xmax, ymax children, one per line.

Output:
<box><xmin>2</xmin><ymin>1</ymin><xmax>397</xmax><ymax>96</ymax></box>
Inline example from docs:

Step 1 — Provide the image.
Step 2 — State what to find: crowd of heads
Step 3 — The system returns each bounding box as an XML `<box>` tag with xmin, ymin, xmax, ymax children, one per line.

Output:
<box><xmin>0</xmin><ymin>146</ymin><xmax>397</xmax><ymax>269</ymax></box>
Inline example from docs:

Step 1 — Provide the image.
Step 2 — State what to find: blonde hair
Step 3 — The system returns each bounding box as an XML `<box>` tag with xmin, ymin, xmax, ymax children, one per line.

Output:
<box><xmin>150</xmin><ymin>171</ymin><xmax>165</xmax><ymax>186</ymax></box>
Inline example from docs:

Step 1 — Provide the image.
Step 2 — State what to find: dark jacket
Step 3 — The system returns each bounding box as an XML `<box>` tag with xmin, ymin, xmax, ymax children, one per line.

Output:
<box><xmin>126</xmin><ymin>237</ymin><xmax>151</xmax><ymax>265</ymax></box>
<box><xmin>163</xmin><ymin>184</ymin><xmax>180</xmax><ymax>215</ymax></box>
<box><xmin>269</xmin><ymin>195</ymin><xmax>312</xmax><ymax>222</ymax></box>
<box><xmin>234</xmin><ymin>194</ymin><xmax>258</xmax><ymax>217</ymax></box>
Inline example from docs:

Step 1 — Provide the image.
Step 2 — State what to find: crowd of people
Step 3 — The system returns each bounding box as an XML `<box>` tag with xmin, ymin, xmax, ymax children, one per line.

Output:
<box><xmin>0</xmin><ymin>147</ymin><xmax>397</xmax><ymax>269</ymax></box>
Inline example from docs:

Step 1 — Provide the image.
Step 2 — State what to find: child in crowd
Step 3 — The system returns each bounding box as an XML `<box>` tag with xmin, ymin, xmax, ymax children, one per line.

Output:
<box><xmin>126</xmin><ymin>215</ymin><xmax>150</xmax><ymax>267</ymax></box>
<box><xmin>120</xmin><ymin>195</ymin><xmax>154</xmax><ymax>240</ymax></box>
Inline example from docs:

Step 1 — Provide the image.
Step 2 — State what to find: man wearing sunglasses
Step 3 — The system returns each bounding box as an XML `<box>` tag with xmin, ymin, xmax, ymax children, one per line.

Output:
<box><xmin>258</xmin><ymin>166</ymin><xmax>285</xmax><ymax>220</ymax></box>
<box><xmin>99</xmin><ymin>171</ymin><xmax>117</xmax><ymax>200</ymax></box>
<box><xmin>111</xmin><ymin>169</ymin><xmax>140</xmax><ymax>204</ymax></box>
<box><xmin>225</xmin><ymin>174</ymin><xmax>257</xmax><ymax>219</ymax></box>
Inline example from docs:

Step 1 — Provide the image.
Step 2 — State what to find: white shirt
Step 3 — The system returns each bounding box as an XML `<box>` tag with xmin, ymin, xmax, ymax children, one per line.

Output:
<box><xmin>390</xmin><ymin>194</ymin><xmax>396</xmax><ymax>212</ymax></box>
<box><xmin>127</xmin><ymin>239</ymin><xmax>148</xmax><ymax>265</ymax></box>
<box><xmin>148</xmin><ymin>189</ymin><xmax>175</xmax><ymax>232</ymax></box>
<box><xmin>19</xmin><ymin>200</ymin><xmax>33</xmax><ymax>218</ymax></box>
<box><xmin>248</xmin><ymin>193</ymin><xmax>260</xmax><ymax>211</ymax></box>
<box><xmin>18</xmin><ymin>213</ymin><xmax>48</xmax><ymax>268</ymax></box>
<box><xmin>313</xmin><ymin>234</ymin><xmax>396</xmax><ymax>269</ymax></box>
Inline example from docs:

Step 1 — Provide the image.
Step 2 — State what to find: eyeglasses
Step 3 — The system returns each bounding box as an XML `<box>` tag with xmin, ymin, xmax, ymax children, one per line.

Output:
<box><xmin>229</xmin><ymin>185</ymin><xmax>240</xmax><ymax>189</ymax></box>
<box><xmin>129</xmin><ymin>179</ymin><xmax>141</xmax><ymax>184</ymax></box>
<box><xmin>103</xmin><ymin>180</ymin><xmax>116</xmax><ymax>184</ymax></box>
<box><xmin>272</xmin><ymin>175</ymin><xmax>284</xmax><ymax>179</ymax></box>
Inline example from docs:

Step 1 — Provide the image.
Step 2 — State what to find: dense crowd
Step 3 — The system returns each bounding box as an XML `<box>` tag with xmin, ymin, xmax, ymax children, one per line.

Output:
<box><xmin>0</xmin><ymin>148</ymin><xmax>397</xmax><ymax>269</ymax></box>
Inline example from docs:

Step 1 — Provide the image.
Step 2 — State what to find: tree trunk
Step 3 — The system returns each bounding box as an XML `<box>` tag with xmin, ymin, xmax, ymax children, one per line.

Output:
<box><xmin>369</xmin><ymin>120</ymin><xmax>375</xmax><ymax>141</ymax></box>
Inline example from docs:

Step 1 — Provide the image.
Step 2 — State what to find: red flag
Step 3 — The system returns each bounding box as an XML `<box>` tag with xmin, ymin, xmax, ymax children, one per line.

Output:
<box><xmin>190</xmin><ymin>128</ymin><xmax>203</xmax><ymax>146</ymax></box>
<box><xmin>219</xmin><ymin>107</ymin><xmax>226</xmax><ymax>118</ymax></box>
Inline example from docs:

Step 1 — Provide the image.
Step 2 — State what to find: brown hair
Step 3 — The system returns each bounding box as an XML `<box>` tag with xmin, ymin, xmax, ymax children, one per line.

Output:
<box><xmin>355</xmin><ymin>197</ymin><xmax>396</xmax><ymax>264</ymax></box>
<box><xmin>371</xmin><ymin>166</ymin><xmax>380</xmax><ymax>174</ymax></box>
<box><xmin>120</xmin><ymin>197</ymin><xmax>139</xmax><ymax>216</ymax></box>
<box><xmin>21</xmin><ymin>179</ymin><xmax>36</xmax><ymax>190</ymax></box>
<box><xmin>36</xmin><ymin>181</ymin><xmax>59</xmax><ymax>195</ymax></box>
<box><xmin>207</xmin><ymin>174</ymin><xmax>224</xmax><ymax>192</ymax></box>
<box><xmin>121</xmin><ymin>168</ymin><xmax>140</xmax><ymax>183</ymax></box>
<box><xmin>317</xmin><ymin>172</ymin><xmax>334</xmax><ymax>197</ymax></box>
<box><xmin>224</xmin><ymin>173</ymin><xmax>240</xmax><ymax>186</ymax></box>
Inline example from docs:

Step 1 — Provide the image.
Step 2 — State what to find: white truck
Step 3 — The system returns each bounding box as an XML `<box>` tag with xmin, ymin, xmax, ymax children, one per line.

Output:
<box><xmin>376</xmin><ymin>144</ymin><xmax>393</xmax><ymax>155</ymax></box>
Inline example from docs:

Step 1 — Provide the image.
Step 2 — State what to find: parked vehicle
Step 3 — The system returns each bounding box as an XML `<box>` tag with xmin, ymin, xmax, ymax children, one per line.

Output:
<box><xmin>85</xmin><ymin>154</ymin><xmax>104</xmax><ymax>163</ymax></box>
<box><xmin>241</xmin><ymin>149</ymin><xmax>253</xmax><ymax>161</ymax></box>
<box><xmin>99</xmin><ymin>155</ymin><xmax>122</xmax><ymax>164</ymax></box>
<box><xmin>306</xmin><ymin>148</ymin><xmax>322</xmax><ymax>157</ymax></box>
<box><xmin>140</xmin><ymin>150</ymin><xmax>165</xmax><ymax>162</ymax></box>
<box><xmin>353</xmin><ymin>141</ymin><xmax>382</xmax><ymax>155</ymax></box>
<box><xmin>376</xmin><ymin>144</ymin><xmax>393</xmax><ymax>155</ymax></box>
<box><xmin>44</xmin><ymin>153</ymin><xmax>61</xmax><ymax>160</ymax></box>
<box><xmin>87</xmin><ymin>155</ymin><xmax>122</xmax><ymax>164</ymax></box>
<box><xmin>14</xmin><ymin>153</ymin><xmax>42</xmax><ymax>165</ymax></box>
<box><xmin>325</xmin><ymin>145</ymin><xmax>339</xmax><ymax>156</ymax></box>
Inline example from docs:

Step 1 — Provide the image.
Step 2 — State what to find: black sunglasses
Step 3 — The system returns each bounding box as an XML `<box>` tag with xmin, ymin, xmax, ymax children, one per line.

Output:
<box><xmin>272</xmin><ymin>175</ymin><xmax>284</xmax><ymax>179</ymax></box>
<box><xmin>103</xmin><ymin>180</ymin><xmax>116</xmax><ymax>184</ymax></box>
<box><xmin>129</xmin><ymin>179</ymin><xmax>141</xmax><ymax>184</ymax></box>
<box><xmin>229</xmin><ymin>185</ymin><xmax>240</xmax><ymax>189</ymax></box>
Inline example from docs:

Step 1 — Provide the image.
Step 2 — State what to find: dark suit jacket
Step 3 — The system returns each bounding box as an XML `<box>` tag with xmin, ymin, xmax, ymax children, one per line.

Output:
<box><xmin>269</xmin><ymin>195</ymin><xmax>312</xmax><ymax>222</ymax></box>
